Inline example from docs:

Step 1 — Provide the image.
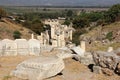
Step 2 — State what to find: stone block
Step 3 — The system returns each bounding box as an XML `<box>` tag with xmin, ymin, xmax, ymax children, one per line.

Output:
<box><xmin>11</xmin><ymin>56</ymin><xmax>65</xmax><ymax>80</ymax></box>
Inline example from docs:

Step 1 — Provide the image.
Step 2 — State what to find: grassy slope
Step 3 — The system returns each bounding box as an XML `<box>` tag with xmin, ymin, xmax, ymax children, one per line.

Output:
<box><xmin>0</xmin><ymin>18</ymin><xmax>36</xmax><ymax>40</ymax></box>
<box><xmin>83</xmin><ymin>22</ymin><xmax>120</xmax><ymax>51</ymax></box>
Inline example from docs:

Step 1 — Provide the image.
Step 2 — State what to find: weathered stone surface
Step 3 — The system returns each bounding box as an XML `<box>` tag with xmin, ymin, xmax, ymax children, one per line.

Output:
<box><xmin>101</xmin><ymin>68</ymin><xmax>114</xmax><ymax>76</ymax></box>
<box><xmin>72</xmin><ymin>46</ymin><xmax>85</xmax><ymax>57</ymax></box>
<box><xmin>80</xmin><ymin>52</ymin><xmax>94</xmax><ymax>65</ymax></box>
<box><xmin>11</xmin><ymin>56</ymin><xmax>65</xmax><ymax>80</ymax></box>
<box><xmin>51</xmin><ymin>47</ymin><xmax>74</xmax><ymax>59</ymax></box>
<box><xmin>2</xmin><ymin>39</ymin><xmax>17</xmax><ymax>56</ymax></box>
<box><xmin>116</xmin><ymin>63</ymin><xmax>120</xmax><ymax>74</ymax></box>
<box><xmin>113</xmin><ymin>48</ymin><xmax>120</xmax><ymax>56</ymax></box>
<box><xmin>56</xmin><ymin>52</ymin><xmax>74</xmax><ymax>59</ymax></box>
<box><xmin>93</xmin><ymin>66</ymin><xmax>102</xmax><ymax>74</ymax></box>
<box><xmin>15</xmin><ymin>39</ymin><xmax>29</xmax><ymax>55</ymax></box>
<box><xmin>53</xmin><ymin>47</ymin><xmax>73</xmax><ymax>54</ymax></box>
<box><xmin>28</xmin><ymin>39</ymin><xmax>40</xmax><ymax>56</ymax></box>
<box><xmin>118</xmin><ymin>63</ymin><xmax>120</xmax><ymax>71</ymax></box>
<box><xmin>93</xmin><ymin>51</ymin><xmax>119</xmax><ymax>70</ymax></box>
<box><xmin>73</xmin><ymin>52</ymin><xmax>94</xmax><ymax>65</ymax></box>
<box><xmin>92</xmin><ymin>51</ymin><xmax>120</xmax><ymax>75</ymax></box>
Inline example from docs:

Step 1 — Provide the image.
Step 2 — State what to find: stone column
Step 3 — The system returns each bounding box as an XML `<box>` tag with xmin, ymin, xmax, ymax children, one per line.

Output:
<box><xmin>107</xmin><ymin>47</ymin><xmax>113</xmax><ymax>52</ymax></box>
<box><xmin>46</xmin><ymin>30</ymin><xmax>50</xmax><ymax>45</ymax></box>
<box><xmin>57</xmin><ymin>35</ymin><xmax>61</xmax><ymax>47</ymax></box>
<box><xmin>60</xmin><ymin>31</ymin><xmax>65</xmax><ymax>47</ymax></box>
<box><xmin>51</xmin><ymin>25</ymin><xmax>55</xmax><ymax>39</ymax></box>
<box><xmin>43</xmin><ymin>39</ymin><xmax>47</xmax><ymax>47</ymax></box>
<box><xmin>31</xmin><ymin>33</ymin><xmax>34</xmax><ymax>39</ymax></box>
<box><xmin>80</xmin><ymin>41</ymin><xmax>86</xmax><ymax>52</ymax></box>
<box><xmin>70</xmin><ymin>30</ymin><xmax>73</xmax><ymax>40</ymax></box>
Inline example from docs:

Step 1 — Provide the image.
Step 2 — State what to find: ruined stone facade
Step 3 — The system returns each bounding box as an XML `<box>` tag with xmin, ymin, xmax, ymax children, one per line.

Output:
<box><xmin>37</xmin><ymin>19</ymin><xmax>74</xmax><ymax>47</ymax></box>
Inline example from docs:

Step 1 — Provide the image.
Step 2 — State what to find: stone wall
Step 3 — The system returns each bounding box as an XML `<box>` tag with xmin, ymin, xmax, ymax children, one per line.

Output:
<box><xmin>0</xmin><ymin>39</ymin><xmax>41</xmax><ymax>56</ymax></box>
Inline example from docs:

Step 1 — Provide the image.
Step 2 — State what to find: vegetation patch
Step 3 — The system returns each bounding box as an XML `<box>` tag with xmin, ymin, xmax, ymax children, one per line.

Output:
<box><xmin>3</xmin><ymin>75</ymin><xmax>12</xmax><ymax>80</ymax></box>
<box><xmin>13</xmin><ymin>30</ymin><xmax>22</xmax><ymax>39</ymax></box>
<box><xmin>106</xmin><ymin>31</ymin><xmax>113</xmax><ymax>41</ymax></box>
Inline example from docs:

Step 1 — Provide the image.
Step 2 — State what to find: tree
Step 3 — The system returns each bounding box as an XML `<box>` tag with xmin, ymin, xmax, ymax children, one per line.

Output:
<box><xmin>105</xmin><ymin>4</ymin><xmax>120</xmax><ymax>23</ymax></box>
<box><xmin>67</xmin><ymin>10</ymin><xmax>73</xmax><ymax>17</ymax></box>
<box><xmin>72</xmin><ymin>29</ymin><xmax>87</xmax><ymax>45</ymax></box>
<box><xmin>72</xmin><ymin>17</ymin><xmax>90</xmax><ymax>29</ymax></box>
<box><xmin>79</xmin><ymin>12</ymin><xmax>104</xmax><ymax>22</ymax></box>
<box><xmin>63</xmin><ymin>20</ymin><xmax>70</xmax><ymax>26</ymax></box>
<box><xmin>30</xmin><ymin>22</ymin><xmax>44</xmax><ymax>35</ymax></box>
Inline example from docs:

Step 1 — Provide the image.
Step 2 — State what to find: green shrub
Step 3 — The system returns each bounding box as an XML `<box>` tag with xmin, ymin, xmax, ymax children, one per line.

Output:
<box><xmin>106</xmin><ymin>31</ymin><xmax>113</xmax><ymax>41</ymax></box>
<box><xmin>13</xmin><ymin>30</ymin><xmax>21</xmax><ymax>39</ymax></box>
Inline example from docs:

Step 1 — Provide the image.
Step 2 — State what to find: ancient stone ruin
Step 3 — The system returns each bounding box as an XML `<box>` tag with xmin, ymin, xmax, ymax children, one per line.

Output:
<box><xmin>0</xmin><ymin>38</ymin><xmax>41</xmax><ymax>56</ymax></box>
<box><xmin>11</xmin><ymin>56</ymin><xmax>65</xmax><ymax>80</ymax></box>
<box><xmin>0</xmin><ymin>19</ymin><xmax>75</xmax><ymax>56</ymax></box>
<box><xmin>28</xmin><ymin>39</ymin><xmax>40</xmax><ymax>56</ymax></box>
<box><xmin>1</xmin><ymin>39</ymin><xmax>17</xmax><ymax>56</ymax></box>
<box><xmin>93</xmin><ymin>49</ymin><xmax>120</xmax><ymax>76</ymax></box>
<box><xmin>37</xmin><ymin>19</ymin><xmax>74</xmax><ymax>48</ymax></box>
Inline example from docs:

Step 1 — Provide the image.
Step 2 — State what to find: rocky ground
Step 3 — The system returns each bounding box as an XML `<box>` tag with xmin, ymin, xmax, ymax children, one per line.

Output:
<box><xmin>0</xmin><ymin>56</ymin><xmax>120</xmax><ymax>80</ymax></box>
<box><xmin>80</xmin><ymin>22</ymin><xmax>120</xmax><ymax>52</ymax></box>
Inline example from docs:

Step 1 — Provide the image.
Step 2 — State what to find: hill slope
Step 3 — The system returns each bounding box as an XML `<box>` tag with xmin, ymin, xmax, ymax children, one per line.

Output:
<box><xmin>0</xmin><ymin>18</ymin><xmax>36</xmax><ymax>40</ymax></box>
<box><xmin>80</xmin><ymin>22</ymin><xmax>120</xmax><ymax>51</ymax></box>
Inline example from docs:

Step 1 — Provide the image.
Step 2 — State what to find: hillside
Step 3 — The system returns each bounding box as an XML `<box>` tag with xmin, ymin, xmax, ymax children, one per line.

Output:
<box><xmin>0</xmin><ymin>18</ymin><xmax>36</xmax><ymax>40</ymax></box>
<box><xmin>80</xmin><ymin>22</ymin><xmax>120</xmax><ymax>51</ymax></box>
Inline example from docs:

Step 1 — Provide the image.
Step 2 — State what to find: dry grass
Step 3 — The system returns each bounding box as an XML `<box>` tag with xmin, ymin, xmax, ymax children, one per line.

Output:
<box><xmin>0</xmin><ymin>56</ymin><xmax>37</xmax><ymax>80</ymax></box>
<box><xmin>84</xmin><ymin>22</ymin><xmax>120</xmax><ymax>52</ymax></box>
<box><xmin>0</xmin><ymin>18</ymin><xmax>37</xmax><ymax>40</ymax></box>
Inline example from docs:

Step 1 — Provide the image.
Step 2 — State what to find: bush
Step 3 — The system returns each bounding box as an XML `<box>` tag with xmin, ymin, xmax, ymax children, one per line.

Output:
<box><xmin>66</xmin><ymin>10</ymin><xmax>73</xmax><ymax>17</ymax></box>
<box><xmin>106</xmin><ymin>31</ymin><xmax>113</xmax><ymax>41</ymax></box>
<box><xmin>13</xmin><ymin>30</ymin><xmax>21</xmax><ymax>39</ymax></box>
<box><xmin>63</xmin><ymin>20</ymin><xmax>70</xmax><ymax>26</ymax></box>
<box><xmin>104</xmin><ymin>4</ymin><xmax>120</xmax><ymax>23</ymax></box>
<box><xmin>72</xmin><ymin>29</ymin><xmax>87</xmax><ymax>46</ymax></box>
<box><xmin>72</xmin><ymin>17</ymin><xmax>90</xmax><ymax>29</ymax></box>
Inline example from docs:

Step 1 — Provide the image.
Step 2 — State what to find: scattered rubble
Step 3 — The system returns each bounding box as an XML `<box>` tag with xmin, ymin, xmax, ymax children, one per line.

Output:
<box><xmin>73</xmin><ymin>52</ymin><xmax>94</xmax><ymax>65</ymax></box>
<box><xmin>71</xmin><ymin>46</ymin><xmax>85</xmax><ymax>56</ymax></box>
<box><xmin>93</xmin><ymin>50</ymin><xmax>120</xmax><ymax>75</ymax></box>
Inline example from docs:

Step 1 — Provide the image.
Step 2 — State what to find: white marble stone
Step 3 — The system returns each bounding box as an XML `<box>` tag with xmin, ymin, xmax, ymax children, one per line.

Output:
<box><xmin>108</xmin><ymin>47</ymin><xmax>113</xmax><ymax>52</ymax></box>
<box><xmin>2</xmin><ymin>39</ymin><xmax>17</xmax><ymax>56</ymax></box>
<box><xmin>28</xmin><ymin>39</ymin><xmax>40</xmax><ymax>56</ymax></box>
<box><xmin>15</xmin><ymin>39</ymin><xmax>29</xmax><ymax>55</ymax></box>
<box><xmin>11</xmin><ymin>56</ymin><xmax>65</xmax><ymax>80</ymax></box>
<box><xmin>80</xmin><ymin>41</ymin><xmax>86</xmax><ymax>53</ymax></box>
<box><xmin>72</xmin><ymin>46</ymin><xmax>85</xmax><ymax>57</ymax></box>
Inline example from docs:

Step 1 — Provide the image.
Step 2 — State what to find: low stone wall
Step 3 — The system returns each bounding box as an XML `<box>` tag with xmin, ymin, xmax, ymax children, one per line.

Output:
<box><xmin>0</xmin><ymin>39</ymin><xmax>41</xmax><ymax>56</ymax></box>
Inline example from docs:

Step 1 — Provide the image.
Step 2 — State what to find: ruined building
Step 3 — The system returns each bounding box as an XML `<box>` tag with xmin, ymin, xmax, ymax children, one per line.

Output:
<box><xmin>37</xmin><ymin>19</ymin><xmax>74</xmax><ymax>47</ymax></box>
